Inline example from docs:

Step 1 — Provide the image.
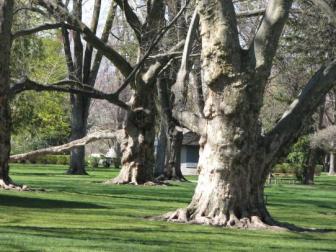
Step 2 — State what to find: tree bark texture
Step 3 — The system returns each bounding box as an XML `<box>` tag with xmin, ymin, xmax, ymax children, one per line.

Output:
<box><xmin>163</xmin><ymin>0</ymin><xmax>333</xmax><ymax>228</ymax></box>
<box><xmin>0</xmin><ymin>0</ymin><xmax>25</xmax><ymax>190</ymax></box>
<box><xmin>156</xmin><ymin>78</ymin><xmax>185</xmax><ymax>181</ymax></box>
<box><xmin>106</xmin><ymin>1</ymin><xmax>166</xmax><ymax>184</ymax></box>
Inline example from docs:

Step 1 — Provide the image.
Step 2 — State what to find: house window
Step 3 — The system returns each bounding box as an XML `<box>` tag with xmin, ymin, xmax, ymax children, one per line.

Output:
<box><xmin>186</xmin><ymin>146</ymin><xmax>199</xmax><ymax>163</ymax></box>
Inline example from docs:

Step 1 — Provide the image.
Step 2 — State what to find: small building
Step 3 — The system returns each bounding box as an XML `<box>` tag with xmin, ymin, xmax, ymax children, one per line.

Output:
<box><xmin>181</xmin><ymin>131</ymin><xmax>200</xmax><ymax>175</ymax></box>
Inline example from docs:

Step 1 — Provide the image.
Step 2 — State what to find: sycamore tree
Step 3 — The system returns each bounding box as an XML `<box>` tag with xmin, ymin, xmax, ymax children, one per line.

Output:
<box><xmin>158</xmin><ymin>0</ymin><xmax>336</xmax><ymax>229</ymax></box>
<box><xmin>311</xmin><ymin>126</ymin><xmax>336</xmax><ymax>175</ymax></box>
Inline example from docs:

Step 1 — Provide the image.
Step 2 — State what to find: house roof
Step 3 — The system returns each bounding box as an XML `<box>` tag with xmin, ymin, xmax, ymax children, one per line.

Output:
<box><xmin>182</xmin><ymin>131</ymin><xmax>200</xmax><ymax>146</ymax></box>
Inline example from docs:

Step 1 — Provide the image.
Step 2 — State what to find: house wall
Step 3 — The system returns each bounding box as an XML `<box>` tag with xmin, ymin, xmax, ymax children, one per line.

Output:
<box><xmin>181</xmin><ymin>146</ymin><xmax>199</xmax><ymax>175</ymax></box>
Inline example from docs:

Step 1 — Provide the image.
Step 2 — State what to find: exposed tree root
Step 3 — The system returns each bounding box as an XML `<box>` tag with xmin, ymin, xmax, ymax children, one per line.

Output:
<box><xmin>0</xmin><ymin>178</ymin><xmax>29</xmax><ymax>191</ymax></box>
<box><xmin>104</xmin><ymin>178</ymin><xmax>169</xmax><ymax>186</ymax></box>
<box><xmin>155</xmin><ymin>174</ymin><xmax>189</xmax><ymax>183</ymax></box>
<box><xmin>152</xmin><ymin>208</ymin><xmax>288</xmax><ymax>231</ymax></box>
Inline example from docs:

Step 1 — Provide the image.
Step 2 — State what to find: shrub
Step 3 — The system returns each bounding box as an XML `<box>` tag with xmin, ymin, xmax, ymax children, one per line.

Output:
<box><xmin>88</xmin><ymin>156</ymin><xmax>100</xmax><ymax>168</ymax></box>
<box><xmin>16</xmin><ymin>155</ymin><xmax>71</xmax><ymax>165</ymax></box>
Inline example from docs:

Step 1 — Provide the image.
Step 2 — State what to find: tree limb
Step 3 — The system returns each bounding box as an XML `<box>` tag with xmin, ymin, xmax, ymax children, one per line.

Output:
<box><xmin>12</xmin><ymin>23</ymin><xmax>70</xmax><ymax>39</ymax></box>
<box><xmin>236</xmin><ymin>8</ymin><xmax>265</xmax><ymax>18</ymax></box>
<box><xmin>265</xmin><ymin>59</ymin><xmax>336</xmax><ymax>158</ymax></box>
<box><xmin>252</xmin><ymin>0</ymin><xmax>293</xmax><ymax>71</ymax></box>
<box><xmin>88</xmin><ymin>1</ymin><xmax>117</xmax><ymax>86</ymax></box>
<box><xmin>10</xmin><ymin>130</ymin><xmax>122</xmax><ymax>161</ymax></box>
<box><xmin>83</xmin><ymin>0</ymin><xmax>102</xmax><ymax>83</ymax></box>
<box><xmin>172</xmin><ymin>110</ymin><xmax>206</xmax><ymax>135</ymax></box>
<box><xmin>115</xmin><ymin>0</ymin><xmax>142</xmax><ymax>41</ymax></box>
<box><xmin>10</xmin><ymin>78</ymin><xmax>130</xmax><ymax>110</ymax></box>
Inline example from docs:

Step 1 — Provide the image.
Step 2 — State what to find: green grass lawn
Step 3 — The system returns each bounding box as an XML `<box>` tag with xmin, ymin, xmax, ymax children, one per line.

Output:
<box><xmin>0</xmin><ymin>164</ymin><xmax>335</xmax><ymax>252</ymax></box>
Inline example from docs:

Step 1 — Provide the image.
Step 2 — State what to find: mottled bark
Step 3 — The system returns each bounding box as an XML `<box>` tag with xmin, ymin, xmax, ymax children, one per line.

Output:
<box><xmin>106</xmin><ymin>0</ymin><xmax>166</xmax><ymax>185</ymax></box>
<box><xmin>164</xmin><ymin>0</ymin><xmax>297</xmax><ymax>228</ymax></box>
<box><xmin>106</xmin><ymin>88</ymin><xmax>156</xmax><ymax>184</ymax></box>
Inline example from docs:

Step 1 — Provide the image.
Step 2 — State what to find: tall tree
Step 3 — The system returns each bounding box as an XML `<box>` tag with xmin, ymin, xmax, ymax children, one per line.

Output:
<box><xmin>60</xmin><ymin>0</ymin><xmax>117</xmax><ymax>175</ymax></box>
<box><xmin>0</xmin><ymin>0</ymin><xmax>19</xmax><ymax>189</ymax></box>
<box><xmin>163</xmin><ymin>0</ymin><xmax>336</xmax><ymax>228</ymax></box>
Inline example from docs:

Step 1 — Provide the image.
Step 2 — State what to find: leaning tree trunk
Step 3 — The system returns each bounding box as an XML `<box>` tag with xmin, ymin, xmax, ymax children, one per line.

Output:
<box><xmin>329</xmin><ymin>152</ymin><xmax>335</xmax><ymax>175</ymax></box>
<box><xmin>0</xmin><ymin>0</ymin><xmax>25</xmax><ymax>190</ymax></box>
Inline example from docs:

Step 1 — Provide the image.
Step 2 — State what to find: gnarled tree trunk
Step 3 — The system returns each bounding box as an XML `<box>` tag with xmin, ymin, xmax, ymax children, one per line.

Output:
<box><xmin>106</xmin><ymin>88</ymin><xmax>156</xmax><ymax>184</ymax></box>
<box><xmin>163</xmin><ymin>0</ymin><xmax>336</xmax><ymax>229</ymax></box>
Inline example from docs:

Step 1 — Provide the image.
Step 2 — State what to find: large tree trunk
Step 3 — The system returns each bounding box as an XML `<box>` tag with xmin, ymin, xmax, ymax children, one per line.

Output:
<box><xmin>164</xmin><ymin>0</ymin><xmax>295</xmax><ymax>228</ymax></box>
<box><xmin>105</xmin><ymin>0</ymin><xmax>165</xmax><ymax>185</ymax></box>
<box><xmin>165</xmin><ymin>117</ymin><xmax>274</xmax><ymax>228</ymax></box>
<box><xmin>106</xmin><ymin>91</ymin><xmax>156</xmax><ymax>184</ymax></box>
<box><xmin>0</xmin><ymin>0</ymin><xmax>25</xmax><ymax>190</ymax></box>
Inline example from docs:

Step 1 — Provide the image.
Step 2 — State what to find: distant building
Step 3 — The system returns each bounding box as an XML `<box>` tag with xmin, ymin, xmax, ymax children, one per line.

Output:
<box><xmin>181</xmin><ymin>131</ymin><xmax>200</xmax><ymax>175</ymax></box>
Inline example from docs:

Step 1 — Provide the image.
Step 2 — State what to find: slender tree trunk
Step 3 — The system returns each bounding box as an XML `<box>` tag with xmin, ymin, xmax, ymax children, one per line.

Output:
<box><xmin>68</xmin><ymin>95</ymin><xmax>89</xmax><ymax>175</ymax></box>
<box><xmin>0</xmin><ymin>0</ymin><xmax>26</xmax><ymax>190</ymax></box>
<box><xmin>156</xmin><ymin>78</ymin><xmax>186</xmax><ymax>181</ymax></box>
<box><xmin>154</xmin><ymin>123</ymin><xmax>167</xmax><ymax>177</ymax></box>
<box><xmin>329</xmin><ymin>152</ymin><xmax>335</xmax><ymax>175</ymax></box>
<box><xmin>66</xmin><ymin>0</ymin><xmax>88</xmax><ymax>175</ymax></box>
<box><xmin>164</xmin><ymin>128</ymin><xmax>185</xmax><ymax>180</ymax></box>
<box><xmin>303</xmin><ymin>148</ymin><xmax>318</xmax><ymax>184</ymax></box>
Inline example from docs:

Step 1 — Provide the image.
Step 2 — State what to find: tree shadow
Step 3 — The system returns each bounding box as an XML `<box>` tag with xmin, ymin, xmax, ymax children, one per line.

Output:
<box><xmin>0</xmin><ymin>194</ymin><xmax>106</xmax><ymax>209</ymax></box>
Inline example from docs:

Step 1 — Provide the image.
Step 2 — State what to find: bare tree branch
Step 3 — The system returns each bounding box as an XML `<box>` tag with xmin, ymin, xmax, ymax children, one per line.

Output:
<box><xmin>114</xmin><ymin>0</ymin><xmax>190</xmax><ymax>96</ymax></box>
<box><xmin>10</xmin><ymin>130</ymin><xmax>122</xmax><ymax>161</ymax></box>
<box><xmin>115</xmin><ymin>0</ymin><xmax>142</xmax><ymax>41</ymax></box>
<box><xmin>83</xmin><ymin>0</ymin><xmax>102</xmax><ymax>83</ymax></box>
<box><xmin>236</xmin><ymin>8</ymin><xmax>265</xmax><ymax>18</ymax></box>
<box><xmin>38</xmin><ymin>0</ymin><xmax>133</xmax><ymax>77</ymax></box>
<box><xmin>9</xmin><ymin>78</ymin><xmax>130</xmax><ymax>110</ymax></box>
<box><xmin>12</xmin><ymin>22</ymin><xmax>70</xmax><ymax>39</ymax></box>
<box><xmin>88</xmin><ymin>1</ymin><xmax>117</xmax><ymax>86</ymax></box>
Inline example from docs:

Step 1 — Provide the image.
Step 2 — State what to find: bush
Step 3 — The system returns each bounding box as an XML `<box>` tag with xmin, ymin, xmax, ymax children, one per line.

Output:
<box><xmin>315</xmin><ymin>165</ymin><xmax>323</xmax><ymax>176</ymax></box>
<box><xmin>273</xmin><ymin>163</ymin><xmax>297</xmax><ymax>174</ymax></box>
<box><xmin>88</xmin><ymin>156</ymin><xmax>100</xmax><ymax>168</ymax></box>
<box><xmin>12</xmin><ymin>155</ymin><xmax>71</xmax><ymax>165</ymax></box>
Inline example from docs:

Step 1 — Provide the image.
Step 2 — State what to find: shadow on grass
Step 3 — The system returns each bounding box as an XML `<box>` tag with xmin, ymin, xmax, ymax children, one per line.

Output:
<box><xmin>0</xmin><ymin>194</ymin><xmax>106</xmax><ymax>209</ymax></box>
